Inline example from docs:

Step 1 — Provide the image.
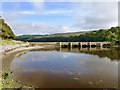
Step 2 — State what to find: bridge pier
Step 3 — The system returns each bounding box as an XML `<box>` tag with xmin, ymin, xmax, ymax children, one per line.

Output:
<box><xmin>80</xmin><ymin>42</ymin><xmax>82</xmax><ymax>48</ymax></box>
<box><xmin>70</xmin><ymin>42</ymin><xmax>72</xmax><ymax>48</ymax></box>
<box><xmin>68</xmin><ymin>42</ymin><xmax>72</xmax><ymax>50</ymax></box>
<box><xmin>88</xmin><ymin>42</ymin><xmax>91</xmax><ymax>47</ymax></box>
<box><xmin>59</xmin><ymin>42</ymin><xmax>62</xmax><ymax>48</ymax></box>
<box><xmin>59</xmin><ymin>42</ymin><xmax>111</xmax><ymax>48</ymax></box>
<box><xmin>100</xmin><ymin>43</ymin><xmax>103</xmax><ymax>48</ymax></box>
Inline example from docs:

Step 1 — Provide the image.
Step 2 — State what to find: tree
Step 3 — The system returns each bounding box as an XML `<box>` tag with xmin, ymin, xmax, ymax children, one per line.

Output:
<box><xmin>0</xmin><ymin>17</ymin><xmax>15</xmax><ymax>39</ymax></box>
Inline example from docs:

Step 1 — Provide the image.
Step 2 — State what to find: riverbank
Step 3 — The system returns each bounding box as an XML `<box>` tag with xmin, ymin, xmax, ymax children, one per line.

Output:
<box><xmin>0</xmin><ymin>44</ymin><xmax>29</xmax><ymax>54</ymax></box>
<box><xmin>0</xmin><ymin>40</ymin><xmax>59</xmax><ymax>55</ymax></box>
<box><xmin>1</xmin><ymin>41</ymin><xmax>59</xmax><ymax>89</ymax></box>
<box><xmin>0</xmin><ymin>40</ymin><xmax>45</xmax><ymax>89</ymax></box>
<box><xmin>0</xmin><ymin>39</ymin><xmax>29</xmax><ymax>54</ymax></box>
<box><xmin>113</xmin><ymin>45</ymin><xmax>120</xmax><ymax>47</ymax></box>
<box><xmin>1</xmin><ymin>41</ymin><xmax>119</xmax><ymax>89</ymax></box>
<box><xmin>1</xmin><ymin>44</ymin><xmax>46</xmax><ymax>55</ymax></box>
<box><xmin>2</xmin><ymin>46</ymin><xmax>119</xmax><ymax>89</ymax></box>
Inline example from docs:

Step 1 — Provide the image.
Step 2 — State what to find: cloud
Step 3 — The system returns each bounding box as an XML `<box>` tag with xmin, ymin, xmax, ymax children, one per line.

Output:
<box><xmin>18</xmin><ymin>10</ymin><xmax>74</xmax><ymax>15</ymax></box>
<box><xmin>118</xmin><ymin>2</ymin><xmax>120</xmax><ymax>26</ymax></box>
<box><xmin>19</xmin><ymin>11</ymin><xmax>37</xmax><ymax>15</ymax></box>
<box><xmin>2</xmin><ymin>11</ymin><xmax>21</xmax><ymax>24</ymax></box>
<box><xmin>28</xmin><ymin>0</ymin><xmax>45</xmax><ymax>13</ymax></box>
<box><xmin>61</xmin><ymin>26</ymin><xmax>72</xmax><ymax>32</ymax></box>
<box><xmin>2</xmin><ymin>0</ymin><xmax>119</xmax><ymax>2</ymax></box>
<box><xmin>2</xmin><ymin>0</ymin><xmax>45</xmax><ymax>2</ymax></box>
<box><xmin>73</xmin><ymin>2</ymin><xmax>118</xmax><ymax>30</ymax></box>
<box><xmin>9</xmin><ymin>22</ymin><xmax>72</xmax><ymax>35</ymax></box>
<box><xmin>43</xmin><ymin>10</ymin><xmax>74</xmax><ymax>15</ymax></box>
<box><xmin>2</xmin><ymin>2</ymin><xmax>118</xmax><ymax>35</ymax></box>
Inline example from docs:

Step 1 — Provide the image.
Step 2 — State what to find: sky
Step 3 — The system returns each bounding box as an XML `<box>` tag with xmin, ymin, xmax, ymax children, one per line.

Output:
<box><xmin>1</xmin><ymin>0</ymin><xmax>119</xmax><ymax>35</ymax></box>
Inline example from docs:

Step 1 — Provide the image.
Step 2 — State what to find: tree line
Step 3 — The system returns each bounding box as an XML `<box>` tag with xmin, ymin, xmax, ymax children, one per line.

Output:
<box><xmin>16</xmin><ymin>26</ymin><xmax>120</xmax><ymax>45</ymax></box>
<box><xmin>0</xmin><ymin>17</ymin><xmax>119</xmax><ymax>45</ymax></box>
<box><xmin>0</xmin><ymin>17</ymin><xmax>15</xmax><ymax>39</ymax></box>
<box><xmin>81</xmin><ymin>47</ymin><xmax>120</xmax><ymax>60</ymax></box>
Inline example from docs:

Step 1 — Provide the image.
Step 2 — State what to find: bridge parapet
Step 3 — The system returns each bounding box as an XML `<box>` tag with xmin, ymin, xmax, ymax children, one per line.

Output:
<box><xmin>30</xmin><ymin>42</ymin><xmax>111</xmax><ymax>48</ymax></box>
<box><xmin>59</xmin><ymin>42</ymin><xmax>111</xmax><ymax>48</ymax></box>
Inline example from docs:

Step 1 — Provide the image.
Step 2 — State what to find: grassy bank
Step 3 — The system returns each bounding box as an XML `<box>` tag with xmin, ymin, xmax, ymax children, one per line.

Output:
<box><xmin>1</xmin><ymin>70</ymin><xmax>15</xmax><ymax>89</ymax></box>
<box><xmin>1</xmin><ymin>69</ymin><xmax>37</xmax><ymax>89</ymax></box>
<box><xmin>0</xmin><ymin>39</ymin><xmax>29</xmax><ymax>89</ymax></box>
<box><xmin>0</xmin><ymin>39</ymin><xmax>29</xmax><ymax>53</ymax></box>
<box><xmin>0</xmin><ymin>39</ymin><xmax>26</xmax><ymax>46</ymax></box>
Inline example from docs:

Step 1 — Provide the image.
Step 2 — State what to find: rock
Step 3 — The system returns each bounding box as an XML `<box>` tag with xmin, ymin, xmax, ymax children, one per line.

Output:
<box><xmin>73</xmin><ymin>77</ymin><xmax>79</xmax><ymax>80</ymax></box>
<box><xmin>99</xmin><ymin>80</ymin><xmax>102</xmax><ymax>82</ymax></box>
<box><xmin>89</xmin><ymin>82</ymin><xmax>93</xmax><ymax>85</ymax></box>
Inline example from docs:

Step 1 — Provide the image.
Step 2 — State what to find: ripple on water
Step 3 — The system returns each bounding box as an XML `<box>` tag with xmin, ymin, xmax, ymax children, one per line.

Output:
<box><xmin>10</xmin><ymin>51</ymin><xmax>118</xmax><ymax>88</ymax></box>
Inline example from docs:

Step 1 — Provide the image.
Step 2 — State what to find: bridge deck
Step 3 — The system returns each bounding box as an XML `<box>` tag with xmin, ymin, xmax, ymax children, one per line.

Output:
<box><xmin>29</xmin><ymin>42</ymin><xmax>111</xmax><ymax>48</ymax></box>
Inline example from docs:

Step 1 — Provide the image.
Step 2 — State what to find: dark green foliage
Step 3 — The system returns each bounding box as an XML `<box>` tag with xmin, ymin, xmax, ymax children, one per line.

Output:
<box><xmin>15</xmin><ymin>32</ymin><xmax>87</xmax><ymax>41</ymax></box>
<box><xmin>2</xmin><ymin>70</ymin><xmax>13</xmax><ymax>79</ymax></box>
<box><xmin>80</xmin><ymin>47</ymin><xmax>120</xmax><ymax>60</ymax></box>
<box><xmin>16</xmin><ymin>26</ymin><xmax>120</xmax><ymax>45</ymax></box>
<box><xmin>0</xmin><ymin>17</ymin><xmax>15</xmax><ymax>39</ymax></box>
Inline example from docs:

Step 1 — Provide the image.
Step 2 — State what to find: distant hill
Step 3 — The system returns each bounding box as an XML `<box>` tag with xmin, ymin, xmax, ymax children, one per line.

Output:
<box><xmin>49</xmin><ymin>31</ymin><xmax>89</xmax><ymax>37</ymax></box>
<box><xmin>0</xmin><ymin>16</ymin><xmax>15</xmax><ymax>39</ymax></box>
<box><xmin>15</xmin><ymin>26</ymin><xmax>120</xmax><ymax>45</ymax></box>
<box><xmin>15</xmin><ymin>31</ymin><xmax>88</xmax><ymax>41</ymax></box>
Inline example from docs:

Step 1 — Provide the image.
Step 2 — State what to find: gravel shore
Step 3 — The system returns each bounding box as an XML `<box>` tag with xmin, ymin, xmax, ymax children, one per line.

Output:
<box><xmin>0</xmin><ymin>44</ymin><xmax>29</xmax><ymax>54</ymax></box>
<box><xmin>0</xmin><ymin>44</ymin><xmax>45</xmax><ymax>55</ymax></box>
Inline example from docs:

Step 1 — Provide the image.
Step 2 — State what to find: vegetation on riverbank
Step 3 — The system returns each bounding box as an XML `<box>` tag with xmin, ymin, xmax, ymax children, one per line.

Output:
<box><xmin>0</xmin><ymin>39</ymin><xmax>26</xmax><ymax>46</ymax></box>
<box><xmin>0</xmin><ymin>17</ymin><xmax>16</xmax><ymax>89</ymax></box>
<box><xmin>0</xmin><ymin>16</ymin><xmax>15</xmax><ymax>39</ymax></box>
<box><xmin>0</xmin><ymin>16</ymin><xmax>119</xmax><ymax>89</ymax></box>
<box><xmin>16</xmin><ymin>26</ymin><xmax>120</xmax><ymax>45</ymax></box>
<box><xmin>15</xmin><ymin>31</ymin><xmax>88</xmax><ymax>40</ymax></box>
<box><xmin>0</xmin><ymin>17</ymin><xmax>27</xmax><ymax>46</ymax></box>
<box><xmin>1</xmin><ymin>70</ymin><xmax>37</xmax><ymax>89</ymax></box>
<box><xmin>0</xmin><ymin>18</ymin><xmax>29</xmax><ymax>89</ymax></box>
<box><xmin>0</xmin><ymin>70</ymin><xmax>15</xmax><ymax>89</ymax></box>
<box><xmin>80</xmin><ymin>47</ymin><xmax>120</xmax><ymax>60</ymax></box>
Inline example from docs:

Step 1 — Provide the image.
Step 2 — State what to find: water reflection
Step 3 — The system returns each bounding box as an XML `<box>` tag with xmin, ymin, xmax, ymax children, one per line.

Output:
<box><xmin>57</xmin><ymin>47</ymin><xmax>120</xmax><ymax>61</ymax></box>
<box><xmin>9</xmin><ymin>47</ymin><xmax>118</xmax><ymax>88</ymax></box>
<box><xmin>27</xmin><ymin>47</ymin><xmax>120</xmax><ymax>61</ymax></box>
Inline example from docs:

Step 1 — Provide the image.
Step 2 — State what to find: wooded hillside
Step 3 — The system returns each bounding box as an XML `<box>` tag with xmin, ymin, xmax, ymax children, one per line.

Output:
<box><xmin>0</xmin><ymin>17</ymin><xmax>15</xmax><ymax>39</ymax></box>
<box><xmin>16</xmin><ymin>26</ymin><xmax>120</xmax><ymax>45</ymax></box>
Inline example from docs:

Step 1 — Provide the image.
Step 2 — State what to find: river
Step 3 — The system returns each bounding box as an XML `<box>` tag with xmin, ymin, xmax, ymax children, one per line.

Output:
<box><xmin>2</xmin><ymin>47</ymin><xmax>120</xmax><ymax>88</ymax></box>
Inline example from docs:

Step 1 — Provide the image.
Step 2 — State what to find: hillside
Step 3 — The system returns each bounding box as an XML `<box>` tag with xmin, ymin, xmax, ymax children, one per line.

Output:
<box><xmin>15</xmin><ymin>26</ymin><xmax>120</xmax><ymax>45</ymax></box>
<box><xmin>15</xmin><ymin>31</ymin><xmax>87</xmax><ymax>41</ymax></box>
<box><xmin>49</xmin><ymin>31</ymin><xmax>89</xmax><ymax>37</ymax></box>
<box><xmin>0</xmin><ymin>16</ymin><xmax>15</xmax><ymax>39</ymax></box>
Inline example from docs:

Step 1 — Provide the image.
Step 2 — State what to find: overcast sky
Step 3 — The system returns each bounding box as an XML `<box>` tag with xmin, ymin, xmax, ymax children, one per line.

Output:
<box><xmin>1</xmin><ymin>0</ymin><xmax>118</xmax><ymax>35</ymax></box>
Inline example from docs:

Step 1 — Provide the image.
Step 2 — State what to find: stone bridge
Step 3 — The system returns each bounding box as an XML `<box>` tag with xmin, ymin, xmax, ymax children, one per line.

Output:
<box><xmin>59</xmin><ymin>42</ymin><xmax>111</xmax><ymax>48</ymax></box>
<box><xmin>29</xmin><ymin>42</ymin><xmax>111</xmax><ymax>48</ymax></box>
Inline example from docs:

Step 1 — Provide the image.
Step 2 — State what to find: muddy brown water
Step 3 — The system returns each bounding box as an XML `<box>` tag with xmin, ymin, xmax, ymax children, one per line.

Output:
<box><xmin>2</xmin><ymin>47</ymin><xmax>119</xmax><ymax>88</ymax></box>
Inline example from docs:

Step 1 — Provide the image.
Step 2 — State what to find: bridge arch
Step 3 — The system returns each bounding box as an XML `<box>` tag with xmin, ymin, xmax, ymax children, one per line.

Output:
<box><xmin>59</xmin><ymin>42</ymin><xmax>111</xmax><ymax>48</ymax></box>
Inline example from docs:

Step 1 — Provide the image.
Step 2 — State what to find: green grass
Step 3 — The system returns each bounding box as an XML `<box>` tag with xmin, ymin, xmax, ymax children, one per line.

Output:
<box><xmin>1</xmin><ymin>70</ymin><xmax>15</xmax><ymax>88</ymax></box>
<box><xmin>49</xmin><ymin>31</ymin><xmax>87</xmax><ymax>37</ymax></box>
<box><xmin>16</xmin><ymin>31</ymin><xmax>88</xmax><ymax>40</ymax></box>
<box><xmin>0</xmin><ymin>39</ymin><xmax>26</xmax><ymax>46</ymax></box>
<box><xmin>0</xmin><ymin>77</ymin><xmax>2</xmax><ymax>90</ymax></box>
<box><xmin>0</xmin><ymin>39</ymin><xmax>16</xmax><ymax>45</ymax></box>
